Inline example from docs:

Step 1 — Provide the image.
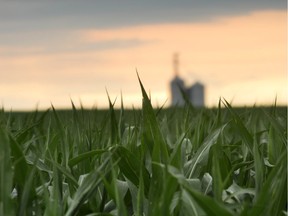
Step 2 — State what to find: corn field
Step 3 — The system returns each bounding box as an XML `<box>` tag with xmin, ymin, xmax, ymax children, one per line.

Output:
<box><xmin>0</xmin><ymin>78</ymin><xmax>287</xmax><ymax>216</ymax></box>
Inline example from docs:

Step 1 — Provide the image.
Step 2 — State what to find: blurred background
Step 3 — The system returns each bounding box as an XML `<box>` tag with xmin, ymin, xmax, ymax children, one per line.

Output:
<box><xmin>0</xmin><ymin>0</ymin><xmax>286</xmax><ymax>110</ymax></box>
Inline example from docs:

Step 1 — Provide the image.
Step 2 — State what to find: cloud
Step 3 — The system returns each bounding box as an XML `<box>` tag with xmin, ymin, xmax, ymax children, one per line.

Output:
<box><xmin>0</xmin><ymin>1</ymin><xmax>285</xmax><ymax>33</ymax></box>
<box><xmin>0</xmin><ymin>37</ymin><xmax>152</xmax><ymax>57</ymax></box>
<box><xmin>0</xmin><ymin>10</ymin><xmax>286</xmax><ymax>110</ymax></box>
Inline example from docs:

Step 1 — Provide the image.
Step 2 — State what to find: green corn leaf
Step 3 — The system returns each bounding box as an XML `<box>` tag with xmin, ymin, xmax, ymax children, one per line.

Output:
<box><xmin>0</xmin><ymin>127</ymin><xmax>14</xmax><ymax>216</ymax></box>
<box><xmin>186</xmin><ymin>124</ymin><xmax>226</xmax><ymax>178</ymax></box>
<box><xmin>106</xmin><ymin>89</ymin><xmax>119</xmax><ymax>145</ymax></box>
<box><xmin>137</xmin><ymin>72</ymin><xmax>169</xmax><ymax>163</ymax></box>
<box><xmin>247</xmin><ymin>152</ymin><xmax>287</xmax><ymax>216</ymax></box>
<box><xmin>111</xmin><ymin>166</ymin><xmax>128</xmax><ymax>216</ymax></box>
<box><xmin>8</xmin><ymin>133</ymin><xmax>31</xmax><ymax>202</ymax></box>
<box><xmin>18</xmin><ymin>167</ymin><xmax>36</xmax><ymax>216</ymax></box>
<box><xmin>183</xmin><ymin>184</ymin><xmax>234</xmax><ymax>216</ymax></box>
<box><xmin>211</xmin><ymin>145</ymin><xmax>224</xmax><ymax>202</ymax></box>
<box><xmin>253</xmin><ymin>137</ymin><xmax>264</xmax><ymax>199</ymax></box>
<box><xmin>46</xmin><ymin>159</ymin><xmax>78</xmax><ymax>187</ymax></box>
<box><xmin>68</xmin><ymin>149</ymin><xmax>107</xmax><ymax>167</ymax></box>
<box><xmin>264</xmin><ymin>110</ymin><xmax>286</xmax><ymax>165</ymax></box>
<box><xmin>113</xmin><ymin>146</ymin><xmax>150</xmax><ymax>197</ymax></box>
<box><xmin>168</xmin><ymin>165</ymin><xmax>233</xmax><ymax>216</ymax></box>
<box><xmin>136</xmin><ymin>169</ymin><xmax>146</xmax><ymax>216</ymax></box>
<box><xmin>51</xmin><ymin>105</ymin><xmax>69</xmax><ymax>167</ymax></box>
<box><xmin>65</xmin><ymin>158</ymin><xmax>111</xmax><ymax>216</ymax></box>
<box><xmin>222</xmin><ymin>99</ymin><xmax>253</xmax><ymax>153</ymax></box>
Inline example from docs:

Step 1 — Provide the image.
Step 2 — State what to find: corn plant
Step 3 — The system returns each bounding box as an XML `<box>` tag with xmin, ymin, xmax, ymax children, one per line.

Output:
<box><xmin>0</xmin><ymin>78</ymin><xmax>286</xmax><ymax>216</ymax></box>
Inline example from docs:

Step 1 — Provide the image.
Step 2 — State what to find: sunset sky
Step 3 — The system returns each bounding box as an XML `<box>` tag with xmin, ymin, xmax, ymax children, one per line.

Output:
<box><xmin>0</xmin><ymin>1</ymin><xmax>286</xmax><ymax>110</ymax></box>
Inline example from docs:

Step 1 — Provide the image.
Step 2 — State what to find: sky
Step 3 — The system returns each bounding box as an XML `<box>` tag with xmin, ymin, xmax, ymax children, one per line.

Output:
<box><xmin>0</xmin><ymin>0</ymin><xmax>286</xmax><ymax>110</ymax></box>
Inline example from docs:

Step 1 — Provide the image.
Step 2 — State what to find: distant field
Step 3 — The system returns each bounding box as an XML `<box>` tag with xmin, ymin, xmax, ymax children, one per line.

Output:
<box><xmin>0</xmin><ymin>81</ymin><xmax>287</xmax><ymax>215</ymax></box>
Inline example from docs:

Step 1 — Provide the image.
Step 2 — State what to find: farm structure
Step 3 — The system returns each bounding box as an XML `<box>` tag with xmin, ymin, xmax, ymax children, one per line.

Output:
<box><xmin>170</xmin><ymin>54</ymin><xmax>205</xmax><ymax>107</ymax></box>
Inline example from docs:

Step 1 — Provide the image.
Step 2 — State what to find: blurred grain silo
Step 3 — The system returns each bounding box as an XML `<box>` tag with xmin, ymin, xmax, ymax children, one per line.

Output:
<box><xmin>187</xmin><ymin>81</ymin><xmax>205</xmax><ymax>107</ymax></box>
<box><xmin>170</xmin><ymin>53</ymin><xmax>205</xmax><ymax>107</ymax></box>
<box><xmin>170</xmin><ymin>76</ymin><xmax>186</xmax><ymax>106</ymax></box>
